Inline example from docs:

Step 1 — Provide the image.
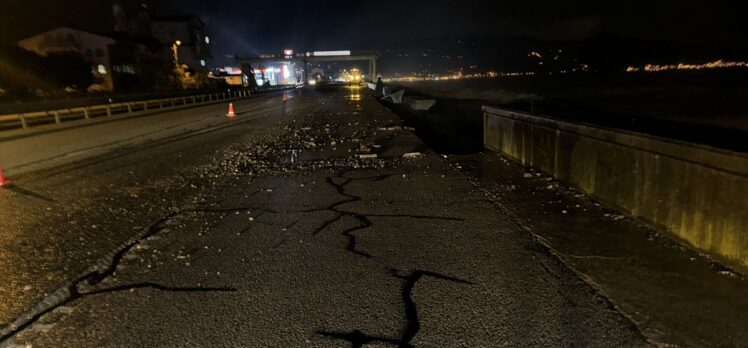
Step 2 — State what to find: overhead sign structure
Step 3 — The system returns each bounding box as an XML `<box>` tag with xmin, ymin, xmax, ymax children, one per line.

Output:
<box><xmin>237</xmin><ymin>50</ymin><xmax>378</xmax><ymax>83</ymax></box>
<box><xmin>312</xmin><ymin>50</ymin><xmax>351</xmax><ymax>57</ymax></box>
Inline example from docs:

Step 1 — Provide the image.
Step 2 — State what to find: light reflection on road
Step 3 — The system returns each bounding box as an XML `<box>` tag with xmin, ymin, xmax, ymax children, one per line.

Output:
<box><xmin>345</xmin><ymin>85</ymin><xmax>363</xmax><ymax>102</ymax></box>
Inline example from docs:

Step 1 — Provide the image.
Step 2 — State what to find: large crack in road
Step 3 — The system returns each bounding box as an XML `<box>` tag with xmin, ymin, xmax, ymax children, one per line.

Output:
<box><xmin>0</xmin><ymin>213</ymin><xmax>236</xmax><ymax>345</ymax></box>
<box><xmin>307</xmin><ymin>171</ymin><xmax>465</xmax><ymax>258</ymax></box>
<box><xmin>318</xmin><ymin>269</ymin><xmax>471</xmax><ymax>348</ymax></box>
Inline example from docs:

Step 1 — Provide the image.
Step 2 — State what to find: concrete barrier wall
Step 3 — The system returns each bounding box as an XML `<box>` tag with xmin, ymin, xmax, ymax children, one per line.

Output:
<box><xmin>483</xmin><ymin>106</ymin><xmax>748</xmax><ymax>269</ymax></box>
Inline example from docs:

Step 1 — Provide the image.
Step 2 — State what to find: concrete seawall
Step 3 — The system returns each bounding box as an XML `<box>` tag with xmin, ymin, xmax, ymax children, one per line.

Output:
<box><xmin>483</xmin><ymin>106</ymin><xmax>748</xmax><ymax>269</ymax></box>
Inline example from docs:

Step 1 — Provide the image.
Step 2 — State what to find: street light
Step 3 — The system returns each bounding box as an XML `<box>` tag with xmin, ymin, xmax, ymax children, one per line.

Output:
<box><xmin>172</xmin><ymin>40</ymin><xmax>182</xmax><ymax>66</ymax></box>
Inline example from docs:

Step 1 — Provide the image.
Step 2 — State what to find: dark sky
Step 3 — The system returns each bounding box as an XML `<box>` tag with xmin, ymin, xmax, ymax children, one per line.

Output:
<box><xmin>154</xmin><ymin>1</ymin><xmax>748</xmax><ymax>48</ymax></box>
<box><xmin>2</xmin><ymin>0</ymin><xmax>747</xmax><ymax>64</ymax></box>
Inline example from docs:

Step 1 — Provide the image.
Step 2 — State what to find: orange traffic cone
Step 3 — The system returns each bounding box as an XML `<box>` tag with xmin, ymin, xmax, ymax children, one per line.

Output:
<box><xmin>0</xmin><ymin>168</ymin><xmax>12</xmax><ymax>188</ymax></box>
<box><xmin>226</xmin><ymin>103</ymin><xmax>236</xmax><ymax>118</ymax></box>
<box><xmin>282</xmin><ymin>93</ymin><xmax>288</xmax><ymax>103</ymax></box>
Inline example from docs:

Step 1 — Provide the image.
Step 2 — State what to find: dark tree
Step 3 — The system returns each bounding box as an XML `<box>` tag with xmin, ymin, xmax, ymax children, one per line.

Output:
<box><xmin>0</xmin><ymin>44</ymin><xmax>51</xmax><ymax>99</ymax></box>
<box><xmin>44</xmin><ymin>52</ymin><xmax>94</xmax><ymax>90</ymax></box>
<box><xmin>0</xmin><ymin>45</ymin><xmax>95</xmax><ymax>100</ymax></box>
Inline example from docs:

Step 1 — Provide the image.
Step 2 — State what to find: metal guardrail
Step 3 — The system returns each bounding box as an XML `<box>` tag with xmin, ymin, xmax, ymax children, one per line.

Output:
<box><xmin>0</xmin><ymin>86</ymin><xmax>294</xmax><ymax>132</ymax></box>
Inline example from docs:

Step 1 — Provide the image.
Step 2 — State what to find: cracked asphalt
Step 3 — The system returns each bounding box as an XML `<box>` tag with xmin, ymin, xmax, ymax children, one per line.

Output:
<box><xmin>0</xmin><ymin>87</ymin><xmax>647</xmax><ymax>347</ymax></box>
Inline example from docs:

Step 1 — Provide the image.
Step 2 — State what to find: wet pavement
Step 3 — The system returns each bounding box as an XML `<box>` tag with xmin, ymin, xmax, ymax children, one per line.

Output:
<box><xmin>0</xmin><ymin>86</ymin><xmax>656</xmax><ymax>346</ymax></box>
<box><xmin>447</xmin><ymin>153</ymin><xmax>748</xmax><ymax>347</ymax></box>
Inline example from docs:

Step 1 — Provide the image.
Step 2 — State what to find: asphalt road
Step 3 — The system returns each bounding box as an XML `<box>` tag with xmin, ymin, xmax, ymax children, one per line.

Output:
<box><xmin>0</xmin><ymin>87</ymin><xmax>647</xmax><ymax>347</ymax></box>
<box><xmin>0</xmin><ymin>92</ymin><xmax>289</xmax><ymax>175</ymax></box>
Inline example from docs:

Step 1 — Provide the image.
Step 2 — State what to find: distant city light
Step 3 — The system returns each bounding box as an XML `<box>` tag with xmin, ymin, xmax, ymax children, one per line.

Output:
<box><xmin>97</xmin><ymin>64</ymin><xmax>107</xmax><ymax>74</ymax></box>
<box><xmin>313</xmin><ymin>50</ymin><xmax>351</xmax><ymax>56</ymax></box>
<box><xmin>204</xmin><ymin>36</ymin><xmax>210</xmax><ymax>44</ymax></box>
<box><xmin>284</xmin><ymin>49</ymin><xmax>294</xmax><ymax>56</ymax></box>
<box><xmin>200</xmin><ymin>59</ymin><xmax>206</xmax><ymax>66</ymax></box>
<box><xmin>626</xmin><ymin>59</ymin><xmax>748</xmax><ymax>72</ymax></box>
<box><xmin>383</xmin><ymin>71</ymin><xmax>536</xmax><ymax>83</ymax></box>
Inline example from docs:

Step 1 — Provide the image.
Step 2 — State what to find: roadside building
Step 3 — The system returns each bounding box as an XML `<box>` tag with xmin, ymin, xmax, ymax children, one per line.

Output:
<box><xmin>105</xmin><ymin>33</ymin><xmax>174</xmax><ymax>92</ymax></box>
<box><xmin>112</xmin><ymin>1</ymin><xmax>153</xmax><ymax>37</ymax></box>
<box><xmin>150</xmin><ymin>16</ymin><xmax>212</xmax><ymax>73</ymax></box>
<box><xmin>15</xmin><ymin>4</ymin><xmax>213</xmax><ymax>93</ymax></box>
<box><xmin>16</xmin><ymin>26</ymin><xmax>171</xmax><ymax>93</ymax></box>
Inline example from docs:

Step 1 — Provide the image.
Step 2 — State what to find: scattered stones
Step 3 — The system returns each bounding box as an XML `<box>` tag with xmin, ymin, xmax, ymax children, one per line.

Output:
<box><xmin>205</xmin><ymin>103</ymin><xmax>398</xmax><ymax>181</ymax></box>
<box><xmin>604</xmin><ymin>213</ymin><xmax>626</xmax><ymax>221</ymax></box>
<box><xmin>718</xmin><ymin>270</ymin><xmax>738</xmax><ymax>278</ymax></box>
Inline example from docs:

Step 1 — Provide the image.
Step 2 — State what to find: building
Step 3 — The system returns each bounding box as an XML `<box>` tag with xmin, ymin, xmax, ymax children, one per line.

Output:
<box><xmin>18</xmin><ymin>27</ymin><xmax>117</xmax><ymax>91</ymax></box>
<box><xmin>112</xmin><ymin>3</ymin><xmax>212</xmax><ymax>72</ymax></box>
<box><xmin>150</xmin><ymin>16</ymin><xmax>212</xmax><ymax>73</ymax></box>
<box><xmin>111</xmin><ymin>4</ymin><xmax>214</xmax><ymax>88</ymax></box>
<box><xmin>17</xmin><ymin>26</ymin><xmax>175</xmax><ymax>93</ymax></box>
<box><xmin>112</xmin><ymin>1</ymin><xmax>153</xmax><ymax>37</ymax></box>
<box><xmin>105</xmin><ymin>33</ymin><xmax>174</xmax><ymax>93</ymax></box>
<box><xmin>15</xmin><ymin>4</ymin><xmax>213</xmax><ymax>93</ymax></box>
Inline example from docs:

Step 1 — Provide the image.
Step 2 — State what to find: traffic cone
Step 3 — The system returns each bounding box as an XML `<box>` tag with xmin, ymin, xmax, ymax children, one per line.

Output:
<box><xmin>282</xmin><ymin>93</ymin><xmax>288</xmax><ymax>103</ymax></box>
<box><xmin>226</xmin><ymin>103</ymin><xmax>236</xmax><ymax>118</ymax></box>
<box><xmin>0</xmin><ymin>168</ymin><xmax>12</xmax><ymax>188</ymax></box>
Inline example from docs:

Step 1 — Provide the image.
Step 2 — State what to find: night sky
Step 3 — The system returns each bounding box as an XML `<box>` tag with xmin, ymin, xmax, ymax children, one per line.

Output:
<box><xmin>1</xmin><ymin>0</ymin><xmax>746</xmax><ymax>65</ymax></box>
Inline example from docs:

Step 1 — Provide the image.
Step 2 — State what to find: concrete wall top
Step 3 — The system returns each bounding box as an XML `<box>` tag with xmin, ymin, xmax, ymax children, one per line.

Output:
<box><xmin>482</xmin><ymin>105</ymin><xmax>748</xmax><ymax>177</ymax></box>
